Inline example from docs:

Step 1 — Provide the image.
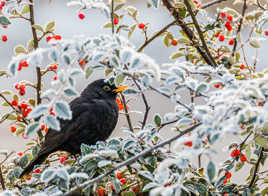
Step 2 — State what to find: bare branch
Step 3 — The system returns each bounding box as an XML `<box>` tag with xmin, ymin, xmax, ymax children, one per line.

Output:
<box><xmin>201</xmin><ymin>0</ymin><xmax>228</xmax><ymax>9</ymax></box>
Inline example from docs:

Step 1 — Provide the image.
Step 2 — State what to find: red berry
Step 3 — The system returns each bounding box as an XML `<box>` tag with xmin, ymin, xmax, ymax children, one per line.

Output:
<box><xmin>20</xmin><ymin>103</ymin><xmax>28</xmax><ymax>109</ymax></box>
<box><xmin>220</xmin><ymin>12</ymin><xmax>226</xmax><ymax>18</ymax></box>
<box><xmin>227</xmin><ymin>15</ymin><xmax>233</xmax><ymax>22</ymax></box>
<box><xmin>1</xmin><ymin>1</ymin><xmax>5</xmax><ymax>6</ymax></box>
<box><xmin>17</xmin><ymin>115</ymin><xmax>22</xmax><ymax>121</ymax></box>
<box><xmin>231</xmin><ymin>149</ymin><xmax>241</xmax><ymax>158</ymax></box>
<box><xmin>20</xmin><ymin>60</ymin><xmax>29</xmax><ymax>67</ymax></box>
<box><xmin>2</xmin><ymin>35</ymin><xmax>7</xmax><ymax>42</ymax></box>
<box><xmin>44</xmin><ymin>127</ymin><xmax>49</xmax><ymax>133</ymax></box>
<box><xmin>226</xmin><ymin>25</ymin><xmax>232</xmax><ymax>31</ymax></box>
<box><xmin>20</xmin><ymin>84</ymin><xmax>25</xmax><ymax>90</ymax></box>
<box><xmin>79</xmin><ymin>59</ymin><xmax>86</xmax><ymax>66</ymax></box>
<box><xmin>113</xmin><ymin>17</ymin><xmax>119</xmax><ymax>25</ymax></box>
<box><xmin>19</xmin><ymin>89</ymin><xmax>26</xmax><ymax>96</ymax></box>
<box><xmin>2</xmin><ymin>25</ymin><xmax>8</xmax><ymax>28</ymax></box>
<box><xmin>215</xmin><ymin>33</ymin><xmax>220</xmax><ymax>38</ymax></box>
<box><xmin>116</xmin><ymin>171</ymin><xmax>122</xmax><ymax>179</ymax></box>
<box><xmin>46</xmin><ymin>36</ymin><xmax>52</xmax><ymax>42</ymax></box>
<box><xmin>240</xmin><ymin>154</ymin><xmax>247</xmax><ymax>162</ymax></box>
<box><xmin>138</xmin><ymin>23</ymin><xmax>146</xmax><ymax>29</ymax></box>
<box><xmin>171</xmin><ymin>39</ymin><xmax>178</xmax><ymax>46</ymax></box>
<box><xmin>184</xmin><ymin>141</ymin><xmax>193</xmax><ymax>147</ymax></box>
<box><xmin>54</xmin><ymin>35</ymin><xmax>62</xmax><ymax>40</ymax></box>
<box><xmin>12</xmin><ymin>100</ymin><xmax>18</xmax><ymax>106</ymax></box>
<box><xmin>258</xmin><ymin>102</ymin><xmax>263</xmax><ymax>107</ymax></box>
<box><xmin>225</xmin><ymin>171</ymin><xmax>232</xmax><ymax>179</ymax></box>
<box><xmin>228</xmin><ymin>39</ymin><xmax>234</xmax><ymax>45</ymax></box>
<box><xmin>110</xmin><ymin>184</ymin><xmax>115</xmax><ymax>191</ymax></box>
<box><xmin>17</xmin><ymin>152</ymin><xmax>23</xmax><ymax>156</ymax></box>
<box><xmin>18</xmin><ymin>64</ymin><xmax>23</xmax><ymax>71</ymax></box>
<box><xmin>219</xmin><ymin>35</ymin><xmax>225</xmax><ymax>42</ymax></box>
<box><xmin>50</xmin><ymin>64</ymin><xmax>58</xmax><ymax>70</ymax></box>
<box><xmin>98</xmin><ymin>187</ymin><xmax>105</xmax><ymax>196</ymax></box>
<box><xmin>120</xmin><ymin>178</ymin><xmax>127</xmax><ymax>184</ymax></box>
<box><xmin>22</xmin><ymin>132</ymin><xmax>28</xmax><ymax>139</ymax></box>
<box><xmin>25</xmin><ymin>108</ymin><xmax>32</xmax><ymax>116</ymax></box>
<box><xmin>132</xmin><ymin>186</ymin><xmax>139</xmax><ymax>194</ymax></box>
<box><xmin>10</xmin><ymin>126</ymin><xmax>16</xmax><ymax>133</ymax></box>
<box><xmin>78</xmin><ymin>13</ymin><xmax>85</xmax><ymax>20</ymax></box>
<box><xmin>34</xmin><ymin>168</ymin><xmax>41</xmax><ymax>173</ymax></box>
<box><xmin>240</xmin><ymin>64</ymin><xmax>245</xmax><ymax>70</ymax></box>
<box><xmin>53</xmin><ymin>75</ymin><xmax>57</xmax><ymax>80</ymax></box>
<box><xmin>265</xmin><ymin>30</ymin><xmax>268</xmax><ymax>36</ymax></box>
<box><xmin>224</xmin><ymin>177</ymin><xmax>228</xmax><ymax>184</ymax></box>
<box><xmin>14</xmin><ymin>83</ymin><xmax>20</xmax><ymax>89</ymax></box>
<box><xmin>214</xmin><ymin>83</ymin><xmax>220</xmax><ymax>88</ymax></box>
<box><xmin>60</xmin><ymin>155</ymin><xmax>67</xmax><ymax>163</ymax></box>
<box><xmin>41</xmin><ymin>124</ymin><xmax>46</xmax><ymax>130</ymax></box>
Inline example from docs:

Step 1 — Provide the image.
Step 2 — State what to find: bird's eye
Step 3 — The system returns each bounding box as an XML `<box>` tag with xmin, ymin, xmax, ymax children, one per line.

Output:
<box><xmin>103</xmin><ymin>85</ymin><xmax>111</xmax><ymax>91</ymax></box>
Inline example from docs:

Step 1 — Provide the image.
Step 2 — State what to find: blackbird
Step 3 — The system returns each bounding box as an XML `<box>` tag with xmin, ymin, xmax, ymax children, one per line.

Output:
<box><xmin>20</xmin><ymin>79</ymin><xmax>126</xmax><ymax>177</ymax></box>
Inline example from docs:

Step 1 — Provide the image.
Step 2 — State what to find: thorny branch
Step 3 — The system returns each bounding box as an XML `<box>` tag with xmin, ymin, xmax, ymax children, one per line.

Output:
<box><xmin>64</xmin><ymin>123</ymin><xmax>201</xmax><ymax>196</ymax></box>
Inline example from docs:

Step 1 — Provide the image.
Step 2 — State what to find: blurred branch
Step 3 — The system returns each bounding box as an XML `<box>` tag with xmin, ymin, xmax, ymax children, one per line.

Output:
<box><xmin>29</xmin><ymin>0</ymin><xmax>38</xmax><ymax>49</ymax></box>
<box><xmin>161</xmin><ymin>0</ymin><xmax>216</xmax><ymax>66</ymax></box>
<box><xmin>232</xmin><ymin>0</ymin><xmax>247</xmax><ymax>56</ymax></box>
<box><xmin>201</xmin><ymin>0</ymin><xmax>228</xmax><ymax>9</ymax></box>
<box><xmin>137</xmin><ymin>20</ymin><xmax>177</xmax><ymax>52</ymax></box>
<box><xmin>184</xmin><ymin>0</ymin><xmax>217</xmax><ymax>67</ymax></box>
<box><xmin>256</xmin><ymin>0</ymin><xmax>267</xmax><ymax>10</ymax></box>
<box><xmin>64</xmin><ymin>123</ymin><xmax>201</xmax><ymax>196</ymax></box>
<box><xmin>249</xmin><ymin>147</ymin><xmax>264</xmax><ymax>188</ymax></box>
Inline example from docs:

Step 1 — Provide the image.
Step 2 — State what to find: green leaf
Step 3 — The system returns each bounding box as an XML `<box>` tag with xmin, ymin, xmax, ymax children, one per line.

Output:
<box><xmin>115</xmin><ymin>74</ymin><xmax>125</xmax><ymax>86</ymax></box>
<box><xmin>21</xmin><ymin>5</ymin><xmax>30</xmax><ymax>15</ymax></box>
<box><xmin>249</xmin><ymin>39</ymin><xmax>261</xmax><ymax>48</ymax></box>
<box><xmin>103</xmin><ymin>22</ymin><xmax>112</xmax><ymax>28</ymax></box>
<box><xmin>46</xmin><ymin>115</ymin><xmax>60</xmax><ymax>130</ymax></box>
<box><xmin>114</xmin><ymin>3</ymin><xmax>125</xmax><ymax>11</ymax></box>
<box><xmin>14</xmin><ymin>45</ymin><xmax>27</xmax><ymax>55</ymax></box>
<box><xmin>85</xmin><ymin>67</ymin><xmax>93</xmax><ymax>79</ymax></box>
<box><xmin>25</xmin><ymin>122</ymin><xmax>40</xmax><ymax>137</ymax></box>
<box><xmin>170</xmin><ymin>52</ymin><xmax>184</xmax><ymax>60</ymax></box>
<box><xmin>1</xmin><ymin>90</ymin><xmax>12</xmax><ymax>95</ymax></box>
<box><xmin>255</xmin><ymin>134</ymin><xmax>268</xmax><ymax>149</ymax></box>
<box><xmin>27</xmin><ymin>40</ymin><xmax>34</xmax><ymax>52</ymax></box>
<box><xmin>0</xmin><ymin>16</ymin><xmax>11</xmax><ymax>26</ymax></box>
<box><xmin>245</xmin><ymin>144</ymin><xmax>251</xmax><ymax>160</ymax></box>
<box><xmin>41</xmin><ymin>169</ymin><xmax>56</xmax><ymax>183</ymax></box>
<box><xmin>128</xmin><ymin>24</ymin><xmax>136</xmax><ymax>38</ymax></box>
<box><xmin>45</xmin><ymin>21</ymin><xmax>55</xmax><ymax>32</ymax></box>
<box><xmin>207</xmin><ymin>161</ymin><xmax>216</xmax><ymax>182</ymax></box>
<box><xmin>154</xmin><ymin>114</ymin><xmax>162</xmax><ymax>127</ymax></box>
<box><xmin>235</xmin><ymin>161</ymin><xmax>244</xmax><ymax>172</ymax></box>
<box><xmin>7</xmin><ymin>114</ymin><xmax>16</xmax><ymax>120</ymax></box>
<box><xmin>32</xmin><ymin>24</ymin><xmax>44</xmax><ymax>32</ymax></box>
<box><xmin>55</xmin><ymin>101</ymin><xmax>72</xmax><ymax>120</ymax></box>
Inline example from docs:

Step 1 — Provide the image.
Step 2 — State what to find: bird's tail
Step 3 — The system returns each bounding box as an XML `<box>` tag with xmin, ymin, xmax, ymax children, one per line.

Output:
<box><xmin>19</xmin><ymin>151</ymin><xmax>50</xmax><ymax>178</ymax></box>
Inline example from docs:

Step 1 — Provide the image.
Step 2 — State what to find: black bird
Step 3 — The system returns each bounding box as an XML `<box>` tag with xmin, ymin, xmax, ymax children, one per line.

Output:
<box><xmin>20</xmin><ymin>79</ymin><xmax>126</xmax><ymax>177</ymax></box>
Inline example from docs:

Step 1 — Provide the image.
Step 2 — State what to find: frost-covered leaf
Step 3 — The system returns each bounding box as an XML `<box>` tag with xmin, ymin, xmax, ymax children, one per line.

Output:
<box><xmin>25</xmin><ymin>122</ymin><xmax>41</xmax><ymax>137</ymax></box>
<box><xmin>151</xmin><ymin>0</ymin><xmax>160</xmax><ymax>8</ymax></box>
<box><xmin>41</xmin><ymin>169</ymin><xmax>56</xmax><ymax>183</ymax></box>
<box><xmin>115</xmin><ymin>74</ymin><xmax>125</xmax><ymax>86</ymax></box>
<box><xmin>98</xmin><ymin>160</ymin><xmax>112</xmax><ymax>168</ymax></box>
<box><xmin>27</xmin><ymin>105</ymin><xmax>49</xmax><ymax>119</ymax></box>
<box><xmin>207</xmin><ymin>161</ymin><xmax>216</xmax><ymax>182</ymax></box>
<box><xmin>64</xmin><ymin>88</ymin><xmax>78</xmax><ymax>97</ymax></box>
<box><xmin>46</xmin><ymin>115</ymin><xmax>60</xmax><ymax>130</ymax></box>
<box><xmin>0</xmin><ymin>16</ymin><xmax>11</xmax><ymax>26</ymax></box>
<box><xmin>55</xmin><ymin>101</ymin><xmax>72</xmax><ymax>120</ymax></box>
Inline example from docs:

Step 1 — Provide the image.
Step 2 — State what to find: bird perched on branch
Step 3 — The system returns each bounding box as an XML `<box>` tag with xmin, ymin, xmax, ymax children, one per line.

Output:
<box><xmin>20</xmin><ymin>79</ymin><xmax>127</xmax><ymax>178</ymax></box>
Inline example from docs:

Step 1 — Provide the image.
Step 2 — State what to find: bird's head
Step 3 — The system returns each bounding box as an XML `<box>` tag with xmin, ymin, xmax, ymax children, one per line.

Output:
<box><xmin>82</xmin><ymin>79</ymin><xmax>127</xmax><ymax>100</ymax></box>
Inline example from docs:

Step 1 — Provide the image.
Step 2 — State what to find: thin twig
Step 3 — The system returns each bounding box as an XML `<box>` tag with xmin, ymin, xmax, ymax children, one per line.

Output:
<box><xmin>158</xmin><ymin>118</ymin><xmax>180</xmax><ymax>131</ymax></box>
<box><xmin>256</xmin><ymin>0</ymin><xmax>266</xmax><ymax>11</ymax></box>
<box><xmin>29</xmin><ymin>0</ymin><xmax>38</xmax><ymax>49</ymax></box>
<box><xmin>201</xmin><ymin>0</ymin><xmax>228</xmax><ymax>9</ymax></box>
<box><xmin>149</xmin><ymin>86</ymin><xmax>192</xmax><ymax>112</ymax></box>
<box><xmin>0</xmin><ymin>166</ymin><xmax>5</xmax><ymax>190</ymax></box>
<box><xmin>249</xmin><ymin>147</ymin><xmax>264</xmax><ymax>188</ymax></box>
<box><xmin>184</xmin><ymin>0</ymin><xmax>217</xmax><ymax>67</ymax></box>
<box><xmin>110</xmin><ymin>0</ymin><xmax>115</xmax><ymax>34</ymax></box>
<box><xmin>64</xmin><ymin>123</ymin><xmax>201</xmax><ymax>196</ymax></box>
<box><xmin>120</xmin><ymin>94</ymin><xmax>134</xmax><ymax>132</ymax></box>
<box><xmin>137</xmin><ymin>20</ymin><xmax>177</xmax><ymax>52</ymax></box>
<box><xmin>232</xmin><ymin>0</ymin><xmax>247</xmax><ymax>56</ymax></box>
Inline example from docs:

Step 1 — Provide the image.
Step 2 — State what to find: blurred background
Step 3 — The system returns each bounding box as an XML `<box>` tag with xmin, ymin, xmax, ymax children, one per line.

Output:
<box><xmin>0</xmin><ymin>0</ymin><xmax>267</xmax><ymax>184</ymax></box>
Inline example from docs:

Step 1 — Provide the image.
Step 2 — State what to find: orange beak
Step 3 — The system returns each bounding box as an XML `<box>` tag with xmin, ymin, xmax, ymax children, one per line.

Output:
<box><xmin>113</xmin><ymin>86</ymin><xmax>128</xmax><ymax>93</ymax></box>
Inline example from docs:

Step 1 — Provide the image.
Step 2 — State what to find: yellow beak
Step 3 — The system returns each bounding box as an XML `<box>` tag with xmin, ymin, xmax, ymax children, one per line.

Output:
<box><xmin>113</xmin><ymin>86</ymin><xmax>128</xmax><ymax>93</ymax></box>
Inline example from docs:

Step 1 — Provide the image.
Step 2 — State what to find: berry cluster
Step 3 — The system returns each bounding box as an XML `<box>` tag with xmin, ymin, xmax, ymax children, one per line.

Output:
<box><xmin>230</xmin><ymin>148</ymin><xmax>247</xmax><ymax>162</ymax></box>
<box><xmin>11</xmin><ymin>100</ymin><xmax>32</xmax><ymax>117</ymax></box>
<box><xmin>18</xmin><ymin>60</ymin><xmax>29</xmax><ymax>71</ymax></box>
<box><xmin>46</xmin><ymin>34</ymin><xmax>62</xmax><ymax>42</ymax></box>
<box><xmin>14</xmin><ymin>83</ymin><xmax>26</xmax><ymax>96</ymax></box>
